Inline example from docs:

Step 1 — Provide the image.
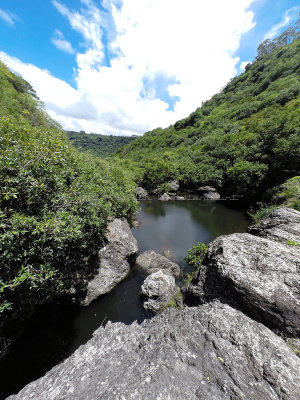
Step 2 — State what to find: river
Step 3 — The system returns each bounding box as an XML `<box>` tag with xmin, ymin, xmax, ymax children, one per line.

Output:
<box><xmin>0</xmin><ymin>200</ymin><xmax>249</xmax><ymax>399</ymax></box>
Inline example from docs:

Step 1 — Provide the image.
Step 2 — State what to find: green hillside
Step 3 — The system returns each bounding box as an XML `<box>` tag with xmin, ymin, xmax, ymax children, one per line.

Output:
<box><xmin>66</xmin><ymin>130</ymin><xmax>137</xmax><ymax>158</ymax></box>
<box><xmin>115</xmin><ymin>35</ymin><xmax>300</xmax><ymax>203</ymax></box>
<box><xmin>0</xmin><ymin>62</ymin><xmax>137</xmax><ymax>321</ymax></box>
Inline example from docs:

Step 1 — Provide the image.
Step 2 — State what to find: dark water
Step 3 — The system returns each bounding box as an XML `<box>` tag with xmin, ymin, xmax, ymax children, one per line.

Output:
<box><xmin>0</xmin><ymin>200</ymin><xmax>248</xmax><ymax>399</ymax></box>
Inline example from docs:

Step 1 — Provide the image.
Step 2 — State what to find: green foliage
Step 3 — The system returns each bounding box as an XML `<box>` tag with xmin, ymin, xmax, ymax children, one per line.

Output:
<box><xmin>286</xmin><ymin>240</ymin><xmax>299</xmax><ymax>247</ymax></box>
<box><xmin>0</xmin><ymin>60</ymin><xmax>59</xmax><ymax>128</ymax></box>
<box><xmin>66</xmin><ymin>131</ymin><xmax>137</xmax><ymax>158</ymax></box>
<box><xmin>275</xmin><ymin>176</ymin><xmax>300</xmax><ymax>210</ymax></box>
<box><xmin>157</xmin><ymin>182</ymin><xmax>171</xmax><ymax>194</ymax></box>
<box><xmin>0</xmin><ymin>115</ymin><xmax>138</xmax><ymax>314</ymax></box>
<box><xmin>115</xmin><ymin>36</ymin><xmax>300</xmax><ymax>200</ymax></box>
<box><xmin>165</xmin><ymin>289</ymin><xmax>183</xmax><ymax>310</ymax></box>
<box><xmin>185</xmin><ymin>242</ymin><xmax>207</xmax><ymax>268</ymax></box>
<box><xmin>248</xmin><ymin>204</ymin><xmax>277</xmax><ymax>224</ymax></box>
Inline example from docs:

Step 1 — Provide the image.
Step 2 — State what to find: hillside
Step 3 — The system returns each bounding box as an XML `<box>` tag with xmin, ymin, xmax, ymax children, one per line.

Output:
<box><xmin>0</xmin><ymin>62</ymin><xmax>137</xmax><ymax>329</ymax></box>
<box><xmin>66</xmin><ymin>130</ymin><xmax>137</xmax><ymax>158</ymax></box>
<box><xmin>115</xmin><ymin>36</ymin><xmax>300</xmax><ymax>203</ymax></box>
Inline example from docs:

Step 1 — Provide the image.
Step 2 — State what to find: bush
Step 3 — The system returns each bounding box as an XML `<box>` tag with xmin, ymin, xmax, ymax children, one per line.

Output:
<box><xmin>0</xmin><ymin>117</ymin><xmax>138</xmax><ymax>314</ymax></box>
<box><xmin>184</xmin><ymin>242</ymin><xmax>207</xmax><ymax>268</ymax></box>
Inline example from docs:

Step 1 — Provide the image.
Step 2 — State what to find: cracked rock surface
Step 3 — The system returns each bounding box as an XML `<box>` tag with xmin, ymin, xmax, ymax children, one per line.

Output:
<box><xmin>7</xmin><ymin>303</ymin><xmax>300</xmax><ymax>400</ymax></box>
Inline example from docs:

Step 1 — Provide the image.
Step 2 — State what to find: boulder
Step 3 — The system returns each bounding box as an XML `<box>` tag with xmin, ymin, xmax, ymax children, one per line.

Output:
<box><xmin>197</xmin><ymin>186</ymin><xmax>220</xmax><ymax>200</ymax></box>
<box><xmin>159</xmin><ymin>192</ymin><xmax>171</xmax><ymax>201</ymax></box>
<box><xmin>141</xmin><ymin>270</ymin><xmax>178</xmax><ymax>313</ymax></box>
<box><xmin>168</xmin><ymin>180</ymin><xmax>179</xmax><ymax>192</ymax></box>
<box><xmin>162</xmin><ymin>248</ymin><xmax>177</xmax><ymax>262</ymax></box>
<box><xmin>175</xmin><ymin>195</ymin><xmax>185</xmax><ymax>200</ymax></box>
<box><xmin>248</xmin><ymin>206</ymin><xmax>300</xmax><ymax>245</ymax></box>
<box><xmin>136</xmin><ymin>187</ymin><xmax>148</xmax><ymax>199</ymax></box>
<box><xmin>185</xmin><ymin>232</ymin><xmax>300</xmax><ymax>336</ymax></box>
<box><xmin>8</xmin><ymin>303</ymin><xmax>300</xmax><ymax>400</ymax></box>
<box><xmin>135</xmin><ymin>250</ymin><xmax>181</xmax><ymax>278</ymax></box>
<box><xmin>81</xmin><ymin>219</ymin><xmax>138</xmax><ymax>306</ymax></box>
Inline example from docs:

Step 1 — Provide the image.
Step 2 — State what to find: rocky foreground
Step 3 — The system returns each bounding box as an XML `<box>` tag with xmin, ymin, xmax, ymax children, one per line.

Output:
<box><xmin>7</xmin><ymin>303</ymin><xmax>300</xmax><ymax>400</ymax></box>
<box><xmin>7</xmin><ymin>207</ymin><xmax>300</xmax><ymax>399</ymax></box>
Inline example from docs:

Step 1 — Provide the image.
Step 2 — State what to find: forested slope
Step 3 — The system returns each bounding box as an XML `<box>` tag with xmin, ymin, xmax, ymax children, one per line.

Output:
<box><xmin>0</xmin><ymin>61</ymin><xmax>137</xmax><ymax>326</ymax></box>
<box><xmin>66</xmin><ymin>131</ymin><xmax>137</xmax><ymax>158</ymax></box>
<box><xmin>116</xmin><ymin>35</ymin><xmax>300</xmax><ymax>203</ymax></box>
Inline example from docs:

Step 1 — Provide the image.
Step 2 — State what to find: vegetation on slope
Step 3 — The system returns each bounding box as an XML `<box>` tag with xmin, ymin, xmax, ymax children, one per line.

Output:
<box><xmin>66</xmin><ymin>131</ymin><xmax>137</xmax><ymax>158</ymax></box>
<box><xmin>115</xmin><ymin>31</ymin><xmax>300</xmax><ymax>204</ymax></box>
<box><xmin>0</xmin><ymin>62</ymin><xmax>138</xmax><ymax>319</ymax></box>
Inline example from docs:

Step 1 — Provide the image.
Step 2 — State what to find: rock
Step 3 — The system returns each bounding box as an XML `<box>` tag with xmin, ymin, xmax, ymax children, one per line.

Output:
<box><xmin>8</xmin><ymin>303</ymin><xmax>300</xmax><ymax>400</ymax></box>
<box><xmin>175</xmin><ymin>195</ymin><xmax>185</xmax><ymax>200</ymax></box>
<box><xmin>136</xmin><ymin>187</ymin><xmax>148</xmax><ymax>199</ymax></box>
<box><xmin>132</xmin><ymin>220</ymin><xmax>141</xmax><ymax>228</ymax></box>
<box><xmin>168</xmin><ymin>180</ymin><xmax>179</xmax><ymax>192</ymax></box>
<box><xmin>197</xmin><ymin>186</ymin><xmax>220</xmax><ymax>200</ymax></box>
<box><xmin>135</xmin><ymin>250</ymin><xmax>181</xmax><ymax>278</ymax></box>
<box><xmin>81</xmin><ymin>219</ymin><xmax>138</xmax><ymax>306</ymax></box>
<box><xmin>141</xmin><ymin>270</ymin><xmax>178</xmax><ymax>313</ymax></box>
<box><xmin>159</xmin><ymin>192</ymin><xmax>171</xmax><ymax>201</ymax></box>
<box><xmin>185</xmin><ymin>232</ymin><xmax>300</xmax><ymax>336</ymax></box>
<box><xmin>248</xmin><ymin>206</ymin><xmax>300</xmax><ymax>245</ymax></box>
<box><xmin>162</xmin><ymin>249</ymin><xmax>177</xmax><ymax>262</ymax></box>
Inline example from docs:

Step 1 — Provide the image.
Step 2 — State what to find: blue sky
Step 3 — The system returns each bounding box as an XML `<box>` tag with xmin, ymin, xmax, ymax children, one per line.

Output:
<box><xmin>0</xmin><ymin>0</ymin><xmax>299</xmax><ymax>135</ymax></box>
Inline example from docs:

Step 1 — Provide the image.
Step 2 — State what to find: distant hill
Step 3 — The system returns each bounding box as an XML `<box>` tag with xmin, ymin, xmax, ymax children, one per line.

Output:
<box><xmin>66</xmin><ymin>131</ymin><xmax>138</xmax><ymax>158</ymax></box>
<box><xmin>116</xmin><ymin>28</ymin><xmax>300</xmax><ymax>204</ymax></box>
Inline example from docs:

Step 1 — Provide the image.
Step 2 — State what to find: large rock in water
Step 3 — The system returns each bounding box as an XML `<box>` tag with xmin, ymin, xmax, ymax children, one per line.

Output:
<box><xmin>136</xmin><ymin>187</ymin><xmax>148</xmax><ymax>199</ymax></box>
<box><xmin>159</xmin><ymin>192</ymin><xmax>171</xmax><ymax>201</ymax></box>
<box><xmin>141</xmin><ymin>270</ymin><xmax>178</xmax><ymax>313</ymax></box>
<box><xmin>135</xmin><ymin>250</ymin><xmax>181</xmax><ymax>277</ymax></box>
<box><xmin>8</xmin><ymin>303</ymin><xmax>300</xmax><ymax>400</ymax></box>
<box><xmin>248</xmin><ymin>206</ymin><xmax>300</xmax><ymax>245</ymax></box>
<box><xmin>185</xmin><ymin>232</ymin><xmax>300</xmax><ymax>336</ymax></box>
<box><xmin>81</xmin><ymin>219</ymin><xmax>138</xmax><ymax>306</ymax></box>
<box><xmin>197</xmin><ymin>186</ymin><xmax>220</xmax><ymax>200</ymax></box>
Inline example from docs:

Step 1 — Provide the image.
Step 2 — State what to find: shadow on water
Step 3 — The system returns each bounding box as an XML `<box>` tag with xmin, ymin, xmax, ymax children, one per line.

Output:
<box><xmin>0</xmin><ymin>200</ymin><xmax>248</xmax><ymax>399</ymax></box>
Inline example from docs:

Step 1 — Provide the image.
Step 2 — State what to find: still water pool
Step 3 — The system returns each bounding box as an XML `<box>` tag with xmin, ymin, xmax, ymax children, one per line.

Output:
<box><xmin>0</xmin><ymin>200</ymin><xmax>248</xmax><ymax>399</ymax></box>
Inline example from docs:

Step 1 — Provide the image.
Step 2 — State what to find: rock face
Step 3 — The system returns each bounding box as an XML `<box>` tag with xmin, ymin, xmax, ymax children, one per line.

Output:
<box><xmin>141</xmin><ymin>270</ymin><xmax>178</xmax><ymax>313</ymax></box>
<box><xmin>248</xmin><ymin>206</ymin><xmax>300</xmax><ymax>245</ymax></box>
<box><xmin>159</xmin><ymin>192</ymin><xmax>171</xmax><ymax>201</ymax></box>
<box><xmin>197</xmin><ymin>186</ymin><xmax>220</xmax><ymax>200</ymax></box>
<box><xmin>185</xmin><ymin>231</ymin><xmax>300</xmax><ymax>336</ymax></box>
<box><xmin>135</xmin><ymin>250</ymin><xmax>181</xmax><ymax>278</ymax></box>
<box><xmin>168</xmin><ymin>180</ymin><xmax>179</xmax><ymax>192</ymax></box>
<box><xmin>81</xmin><ymin>219</ymin><xmax>138</xmax><ymax>306</ymax></box>
<box><xmin>8</xmin><ymin>303</ymin><xmax>300</xmax><ymax>400</ymax></box>
<box><xmin>136</xmin><ymin>187</ymin><xmax>148</xmax><ymax>199</ymax></box>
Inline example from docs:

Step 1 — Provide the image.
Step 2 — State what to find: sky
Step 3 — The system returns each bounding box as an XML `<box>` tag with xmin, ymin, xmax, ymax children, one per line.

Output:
<box><xmin>0</xmin><ymin>0</ymin><xmax>299</xmax><ymax>136</ymax></box>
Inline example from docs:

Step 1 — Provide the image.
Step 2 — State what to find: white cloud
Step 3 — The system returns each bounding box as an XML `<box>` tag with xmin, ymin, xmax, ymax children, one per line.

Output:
<box><xmin>240</xmin><ymin>61</ymin><xmax>251</xmax><ymax>71</ymax></box>
<box><xmin>264</xmin><ymin>6</ymin><xmax>300</xmax><ymax>40</ymax></box>
<box><xmin>51</xmin><ymin>30</ymin><xmax>75</xmax><ymax>54</ymax></box>
<box><xmin>2</xmin><ymin>0</ymin><xmax>257</xmax><ymax>135</ymax></box>
<box><xmin>0</xmin><ymin>9</ymin><xmax>19</xmax><ymax>26</ymax></box>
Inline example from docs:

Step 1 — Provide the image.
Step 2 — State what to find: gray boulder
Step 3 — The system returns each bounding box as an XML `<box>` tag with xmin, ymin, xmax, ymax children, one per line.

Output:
<box><xmin>8</xmin><ymin>303</ymin><xmax>300</xmax><ymax>400</ymax></box>
<box><xmin>136</xmin><ymin>187</ymin><xmax>148</xmax><ymax>199</ymax></box>
<box><xmin>185</xmin><ymin>232</ymin><xmax>300</xmax><ymax>336</ymax></box>
<box><xmin>248</xmin><ymin>206</ymin><xmax>300</xmax><ymax>245</ymax></box>
<box><xmin>168</xmin><ymin>180</ymin><xmax>179</xmax><ymax>192</ymax></box>
<box><xmin>197</xmin><ymin>186</ymin><xmax>220</xmax><ymax>200</ymax></box>
<box><xmin>135</xmin><ymin>250</ymin><xmax>181</xmax><ymax>278</ymax></box>
<box><xmin>81</xmin><ymin>219</ymin><xmax>138</xmax><ymax>306</ymax></box>
<box><xmin>159</xmin><ymin>192</ymin><xmax>171</xmax><ymax>201</ymax></box>
<box><xmin>175</xmin><ymin>195</ymin><xmax>185</xmax><ymax>200</ymax></box>
<box><xmin>141</xmin><ymin>270</ymin><xmax>178</xmax><ymax>313</ymax></box>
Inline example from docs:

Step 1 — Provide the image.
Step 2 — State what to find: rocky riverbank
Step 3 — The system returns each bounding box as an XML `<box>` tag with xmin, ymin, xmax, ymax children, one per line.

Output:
<box><xmin>7</xmin><ymin>206</ymin><xmax>300</xmax><ymax>399</ymax></box>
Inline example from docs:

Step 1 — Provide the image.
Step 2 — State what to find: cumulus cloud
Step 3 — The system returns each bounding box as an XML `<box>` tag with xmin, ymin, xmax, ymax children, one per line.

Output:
<box><xmin>240</xmin><ymin>61</ymin><xmax>251</xmax><ymax>71</ymax></box>
<box><xmin>2</xmin><ymin>0</ymin><xmax>257</xmax><ymax>135</ymax></box>
<box><xmin>264</xmin><ymin>6</ymin><xmax>300</xmax><ymax>40</ymax></box>
<box><xmin>51</xmin><ymin>29</ymin><xmax>75</xmax><ymax>54</ymax></box>
<box><xmin>0</xmin><ymin>9</ymin><xmax>20</xmax><ymax>26</ymax></box>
